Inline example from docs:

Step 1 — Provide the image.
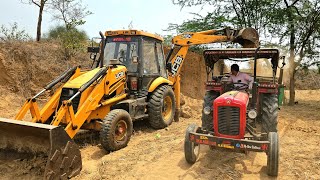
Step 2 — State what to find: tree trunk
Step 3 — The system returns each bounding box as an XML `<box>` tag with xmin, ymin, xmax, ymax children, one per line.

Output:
<box><xmin>288</xmin><ymin>48</ymin><xmax>296</xmax><ymax>106</ymax></box>
<box><xmin>287</xmin><ymin>13</ymin><xmax>296</xmax><ymax>106</ymax></box>
<box><xmin>36</xmin><ymin>0</ymin><xmax>45</xmax><ymax>42</ymax></box>
<box><xmin>289</xmin><ymin>67</ymin><xmax>296</xmax><ymax>105</ymax></box>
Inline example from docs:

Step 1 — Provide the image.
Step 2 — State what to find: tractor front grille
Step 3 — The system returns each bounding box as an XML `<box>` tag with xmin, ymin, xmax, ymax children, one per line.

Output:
<box><xmin>217</xmin><ymin>106</ymin><xmax>240</xmax><ymax>135</ymax></box>
<box><xmin>59</xmin><ymin>88</ymin><xmax>81</xmax><ymax>113</ymax></box>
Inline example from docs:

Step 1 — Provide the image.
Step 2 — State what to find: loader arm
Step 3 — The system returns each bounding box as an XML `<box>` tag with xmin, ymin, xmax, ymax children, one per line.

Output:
<box><xmin>14</xmin><ymin>66</ymin><xmax>82</xmax><ymax>123</ymax></box>
<box><xmin>50</xmin><ymin>66</ymin><xmax>128</xmax><ymax>138</ymax></box>
<box><xmin>165</xmin><ymin>27</ymin><xmax>259</xmax><ymax>120</ymax></box>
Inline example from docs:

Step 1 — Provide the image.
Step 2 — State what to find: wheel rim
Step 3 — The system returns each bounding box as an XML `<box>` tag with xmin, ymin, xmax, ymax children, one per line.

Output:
<box><xmin>162</xmin><ymin>96</ymin><xmax>173</xmax><ymax>122</ymax></box>
<box><xmin>193</xmin><ymin>143</ymin><xmax>200</xmax><ymax>156</ymax></box>
<box><xmin>115</xmin><ymin>120</ymin><xmax>128</xmax><ymax>142</ymax></box>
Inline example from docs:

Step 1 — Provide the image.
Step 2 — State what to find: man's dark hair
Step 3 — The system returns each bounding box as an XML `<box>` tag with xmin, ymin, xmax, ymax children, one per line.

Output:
<box><xmin>231</xmin><ymin>64</ymin><xmax>239</xmax><ymax>72</ymax></box>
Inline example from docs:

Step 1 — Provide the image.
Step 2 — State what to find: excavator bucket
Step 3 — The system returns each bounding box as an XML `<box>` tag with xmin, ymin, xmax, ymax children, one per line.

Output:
<box><xmin>234</xmin><ymin>28</ymin><xmax>260</xmax><ymax>48</ymax></box>
<box><xmin>0</xmin><ymin>118</ymin><xmax>82</xmax><ymax>179</ymax></box>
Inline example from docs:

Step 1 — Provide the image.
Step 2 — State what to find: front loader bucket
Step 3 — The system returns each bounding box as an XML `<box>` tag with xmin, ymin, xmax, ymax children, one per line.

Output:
<box><xmin>0</xmin><ymin>118</ymin><xmax>82</xmax><ymax>179</ymax></box>
<box><xmin>234</xmin><ymin>28</ymin><xmax>260</xmax><ymax>48</ymax></box>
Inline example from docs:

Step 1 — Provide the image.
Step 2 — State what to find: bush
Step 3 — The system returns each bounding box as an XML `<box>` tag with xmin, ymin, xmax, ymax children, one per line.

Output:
<box><xmin>0</xmin><ymin>22</ymin><xmax>30</xmax><ymax>42</ymax></box>
<box><xmin>47</xmin><ymin>25</ymin><xmax>88</xmax><ymax>60</ymax></box>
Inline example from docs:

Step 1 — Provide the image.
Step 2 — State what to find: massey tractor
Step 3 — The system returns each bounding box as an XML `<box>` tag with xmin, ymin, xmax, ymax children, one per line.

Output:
<box><xmin>184</xmin><ymin>48</ymin><xmax>282</xmax><ymax>176</ymax></box>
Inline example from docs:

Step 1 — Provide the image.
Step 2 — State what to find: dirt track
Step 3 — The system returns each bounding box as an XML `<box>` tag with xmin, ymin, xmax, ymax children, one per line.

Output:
<box><xmin>74</xmin><ymin>90</ymin><xmax>320</xmax><ymax>180</ymax></box>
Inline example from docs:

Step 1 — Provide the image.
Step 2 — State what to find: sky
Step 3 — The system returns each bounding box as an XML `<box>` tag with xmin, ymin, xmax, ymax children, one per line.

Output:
<box><xmin>0</xmin><ymin>0</ymin><xmax>210</xmax><ymax>39</ymax></box>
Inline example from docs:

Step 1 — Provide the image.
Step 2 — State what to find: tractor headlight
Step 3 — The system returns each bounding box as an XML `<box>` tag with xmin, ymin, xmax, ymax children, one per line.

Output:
<box><xmin>248</xmin><ymin>109</ymin><xmax>257</xmax><ymax>119</ymax></box>
<box><xmin>203</xmin><ymin>106</ymin><xmax>211</xmax><ymax>115</ymax></box>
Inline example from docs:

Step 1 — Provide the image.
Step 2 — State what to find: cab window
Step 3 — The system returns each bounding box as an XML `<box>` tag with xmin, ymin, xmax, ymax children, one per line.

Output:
<box><xmin>156</xmin><ymin>42</ymin><xmax>166</xmax><ymax>77</ymax></box>
<box><xmin>104</xmin><ymin>37</ymin><xmax>138</xmax><ymax>72</ymax></box>
<box><xmin>142</xmin><ymin>40</ymin><xmax>158</xmax><ymax>74</ymax></box>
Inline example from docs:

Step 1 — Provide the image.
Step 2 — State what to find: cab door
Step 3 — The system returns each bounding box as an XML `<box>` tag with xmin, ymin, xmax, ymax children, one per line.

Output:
<box><xmin>140</xmin><ymin>38</ymin><xmax>161</xmax><ymax>90</ymax></box>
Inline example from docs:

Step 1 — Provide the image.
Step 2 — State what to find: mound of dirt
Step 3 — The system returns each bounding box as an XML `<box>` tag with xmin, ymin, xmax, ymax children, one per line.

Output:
<box><xmin>0</xmin><ymin>41</ymin><xmax>91</xmax><ymax>119</ymax></box>
<box><xmin>164</xmin><ymin>48</ymin><xmax>207</xmax><ymax>99</ymax></box>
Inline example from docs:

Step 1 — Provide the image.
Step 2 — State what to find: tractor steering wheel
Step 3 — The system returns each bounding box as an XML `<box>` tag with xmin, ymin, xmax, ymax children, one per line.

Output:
<box><xmin>231</xmin><ymin>82</ymin><xmax>249</xmax><ymax>90</ymax></box>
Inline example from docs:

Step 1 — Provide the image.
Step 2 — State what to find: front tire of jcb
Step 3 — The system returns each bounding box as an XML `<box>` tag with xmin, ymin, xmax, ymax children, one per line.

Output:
<box><xmin>184</xmin><ymin>124</ymin><xmax>200</xmax><ymax>164</ymax></box>
<box><xmin>267</xmin><ymin>132</ymin><xmax>279</xmax><ymax>176</ymax></box>
<box><xmin>261</xmin><ymin>94</ymin><xmax>278</xmax><ymax>133</ymax></box>
<box><xmin>100</xmin><ymin>109</ymin><xmax>133</xmax><ymax>152</ymax></box>
<box><xmin>148</xmin><ymin>85</ymin><xmax>176</xmax><ymax>129</ymax></box>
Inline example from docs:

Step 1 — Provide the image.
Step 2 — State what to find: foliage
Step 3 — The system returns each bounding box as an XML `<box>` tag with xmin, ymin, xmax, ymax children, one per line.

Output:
<box><xmin>162</xmin><ymin>35</ymin><xmax>173</xmax><ymax>46</ymax></box>
<box><xmin>50</xmin><ymin>0</ymin><xmax>92</xmax><ymax>29</ymax></box>
<box><xmin>47</xmin><ymin>25</ymin><xmax>88</xmax><ymax>60</ymax></box>
<box><xmin>0</xmin><ymin>22</ymin><xmax>30</xmax><ymax>42</ymax></box>
<box><xmin>171</xmin><ymin>0</ymin><xmax>320</xmax><ymax>104</ymax></box>
<box><xmin>48</xmin><ymin>0</ymin><xmax>92</xmax><ymax>60</ymax></box>
<box><xmin>171</xmin><ymin>0</ymin><xmax>277</xmax><ymax>35</ymax></box>
<box><xmin>167</xmin><ymin>13</ymin><xmax>231</xmax><ymax>33</ymax></box>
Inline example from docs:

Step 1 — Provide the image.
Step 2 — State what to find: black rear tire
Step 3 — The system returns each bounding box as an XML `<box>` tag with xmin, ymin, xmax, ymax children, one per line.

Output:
<box><xmin>100</xmin><ymin>109</ymin><xmax>133</xmax><ymax>151</ymax></box>
<box><xmin>148</xmin><ymin>85</ymin><xmax>176</xmax><ymax>129</ymax></box>
<box><xmin>201</xmin><ymin>91</ymin><xmax>219</xmax><ymax>131</ymax></box>
<box><xmin>267</xmin><ymin>132</ymin><xmax>279</xmax><ymax>176</ymax></box>
<box><xmin>261</xmin><ymin>94</ymin><xmax>278</xmax><ymax>133</ymax></box>
<box><xmin>184</xmin><ymin>124</ymin><xmax>200</xmax><ymax>164</ymax></box>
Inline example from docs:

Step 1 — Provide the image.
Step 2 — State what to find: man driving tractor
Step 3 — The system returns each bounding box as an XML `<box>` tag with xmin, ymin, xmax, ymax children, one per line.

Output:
<box><xmin>228</xmin><ymin>64</ymin><xmax>253</xmax><ymax>90</ymax></box>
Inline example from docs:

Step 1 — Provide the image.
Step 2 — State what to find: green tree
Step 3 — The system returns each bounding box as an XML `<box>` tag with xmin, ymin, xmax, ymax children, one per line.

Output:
<box><xmin>47</xmin><ymin>25</ymin><xmax>88</xmax><ymax>60</ymax></box>
<box><xmin>50</xmin><ymin>0</ymin><xmax>92</xmax><ymax>29</ymax></box>
<box><xmin>267</xmin><ymin>0</ymin><xmax>320</xmax><ymax>105</ymax></box>
<box><xmin>49</xmin><ymin>0</ymin><xmax>92</xmax><ymax>60</ymax></box>
<box><xmin>172</xmin><ymin>0</ymin><xmax>320</xmax><ymax>105</ymax></box>
<box><xmin>167</xmin><ymin>13</ymin><xmax>231</xmax><ymax>33</ymax></box>
<box><xmin>171</xmin><ymin>0</ymin><xmax>276</xmax><ymax>35</ymax></box>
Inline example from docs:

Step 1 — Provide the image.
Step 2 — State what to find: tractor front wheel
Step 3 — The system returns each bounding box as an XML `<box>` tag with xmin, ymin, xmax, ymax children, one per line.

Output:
<box><xmin>100</xmin><ymin>109</ymin><xmax>133</xmax><ymax>151</ymax></box>
<box><xmin>148</xmin><ymin>85</ymin><xmax>176</xmax><ymax>129</ymax></box>
<box><xmin>267</xmin><ymin>132</ymin><xmax>279</xmax><ymax>176</ymax></box>
<box><xmin>184</xmin><ymin>124</ymin><xmax>200</xmax><ymax>164</ymax></box>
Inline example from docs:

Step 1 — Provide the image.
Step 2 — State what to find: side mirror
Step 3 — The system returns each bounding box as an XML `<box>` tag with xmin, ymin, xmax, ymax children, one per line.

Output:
<box><xmin>132</xmin><ymin>56</ymin><xmax>139</xmax><ymax>63</ymax></box>
<box><xmin>87</xmin><ymin>47</ymin><xmax>100</xmax><ymax>53</ymax></box>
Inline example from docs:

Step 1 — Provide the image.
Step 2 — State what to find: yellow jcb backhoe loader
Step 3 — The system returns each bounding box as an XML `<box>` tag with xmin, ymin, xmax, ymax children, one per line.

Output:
<box><xmin>0</xmin><ymin>27</ymin><xmax>258</xmax><ymax>179</ymax></box>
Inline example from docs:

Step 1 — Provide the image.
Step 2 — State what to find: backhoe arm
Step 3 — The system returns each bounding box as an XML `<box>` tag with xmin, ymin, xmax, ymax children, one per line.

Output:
<box><xmin>166</xmin><ymin>27</ymin><xmax>259</xmax><ymax>77</ymax></box>
<box><xmin>165</xmin><ymin>27</ymin><xmax>259</xmax><ymax>121</ymax></box>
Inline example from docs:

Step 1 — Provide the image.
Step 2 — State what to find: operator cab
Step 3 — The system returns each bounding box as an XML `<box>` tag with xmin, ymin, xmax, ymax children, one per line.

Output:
<box><xmin>89</xmin><ymin>30</ymin><xmax>167</xmax><ymax>97</ymax></box>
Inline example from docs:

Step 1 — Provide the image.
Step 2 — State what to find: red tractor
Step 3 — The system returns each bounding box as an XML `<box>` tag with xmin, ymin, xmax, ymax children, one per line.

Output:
<box><xmin>184</xmin><ymin>48</ymin><xmax>283</xmax><ymax>176</ymax></box>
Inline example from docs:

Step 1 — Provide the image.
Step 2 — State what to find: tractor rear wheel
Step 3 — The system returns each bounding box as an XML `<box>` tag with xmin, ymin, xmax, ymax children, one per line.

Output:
<box><xmin>261</xmin><ymin>94</ymin><xmax>278</xmax><ymax>133</ymax></box>
<box><xmin>267</xmin><ymin>132</ymin><xmax>279</xmax><ymax>176</ymax></box>
<box><xmin>184</xmin><ymin>124</ymin><xmax>200</xmax><ymax>164</ymax></box>
<box><xmin>201</xmin><ymin>91</ymin><xmax>219</xmax><ymax>131</ymax></box>
<box><xmin>100</xmin><ymin>109</ymin><xmax>133</xmax><ymax>151</ymax></box>
<box><xmin>148</xmin><ymin>85</ymin><xmax>176</xmax><ymax>129</ymax></box>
